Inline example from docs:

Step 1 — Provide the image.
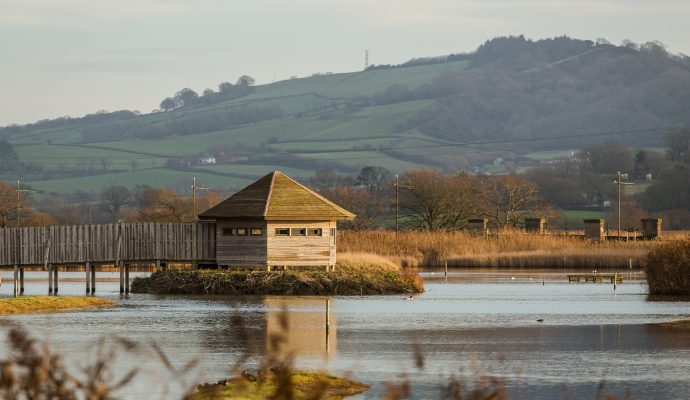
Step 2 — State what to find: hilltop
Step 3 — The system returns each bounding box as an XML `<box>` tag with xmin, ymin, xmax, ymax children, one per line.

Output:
<box><xmin>2</xmin><ymin>35</ymin><xmax>690</xmax><ymax>195</ymax></box>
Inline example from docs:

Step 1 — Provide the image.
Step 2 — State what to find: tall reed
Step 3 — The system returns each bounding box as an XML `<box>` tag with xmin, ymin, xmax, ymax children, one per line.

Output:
<box><xmin>339</xmin><ymin>230</ymin><xmax>672</xmax><ymax>268</ymax></box>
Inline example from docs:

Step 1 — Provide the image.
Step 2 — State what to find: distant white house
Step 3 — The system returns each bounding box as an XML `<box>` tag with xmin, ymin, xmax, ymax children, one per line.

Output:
<box><xmin>200</xmin><ymin>157</ymin><xmax>217</xmax><ymax>165</ymax></box>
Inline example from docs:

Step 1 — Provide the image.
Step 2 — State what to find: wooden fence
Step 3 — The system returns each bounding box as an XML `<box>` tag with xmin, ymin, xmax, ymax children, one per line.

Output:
<box><xmin>0</xmin><ymin>222</ymin><xmax>216</xmax><ymax>267</ymax></box>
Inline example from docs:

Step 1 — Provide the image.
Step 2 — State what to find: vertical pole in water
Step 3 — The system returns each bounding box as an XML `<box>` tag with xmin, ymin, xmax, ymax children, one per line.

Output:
<box><xmin>444</xmin><ymin>261</ymin><xmax>448</xmax><ymax>281</ymax></box>
<box><xmin>90</xmin><ymin>264</ymin><xmax>96</xmax><ymax>294</ymax></box>
<box><xmin>125</xmin><ymin>264</ymin><xmax>130</xmax><ymax>293</ymax></box>
<box><xmin>53</xmin><ymin>267</ymin><xmax>58</xmax><ymax>295</ymax></box>
<box><xmin>48</xmin><ymin>265</ymin><xmax>53</xmax><ymax>295</ymax></box>
<box><xmin>86</xmin><ymin>262</ymin><xmax>91</xmax><ymax>294</ymax></box>
<box><xmin>19</xmin><ymin>268</ymin><xmax>24</xmax><ymax>295</ymax></box>
<box><xmin>629</xmin><ymin>258</ymin><xmax>632</xmax><ymax>280</ymax></box>
<box><xmin>326</xmin><ymin>299</ymin><xmax>331</xmax><ymax>353</ymax></box>
<box><xmin>326</xmin><ymin>299</ymin><xmax>330</xmax><ymax>336</ymax></box>
<box><xmin>119</xmin><ymin>261</ymin><xmax>125</xmax><ymax>293</ymax></box>
<box><xmin>614</xmin><ymin>272</ymin><xmax>617</xmax><ymax>291</ymax></box>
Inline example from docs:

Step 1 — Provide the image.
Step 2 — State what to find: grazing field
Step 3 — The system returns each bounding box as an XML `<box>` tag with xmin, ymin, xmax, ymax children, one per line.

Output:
<box><xmin>5</xmin><ymin>60</ymin><xmax>474</xmax><ymax>194</ymax></box>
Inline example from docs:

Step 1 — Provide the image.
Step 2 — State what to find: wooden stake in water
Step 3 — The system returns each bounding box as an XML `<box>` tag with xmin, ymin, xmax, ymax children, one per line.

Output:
<box><xmin>444</xmin><ymin>261</ymin><xmax>448</xmax><ymax>281</ymax></box>
<box><xmin>614</xmin><ymin>272</ymin><xmax>617</xmax><ymax>291</ymax></box>
<box><xmin>326</xmin><ymin>299</ymin><xmax>330</xmax><ymax>336</ymax></box>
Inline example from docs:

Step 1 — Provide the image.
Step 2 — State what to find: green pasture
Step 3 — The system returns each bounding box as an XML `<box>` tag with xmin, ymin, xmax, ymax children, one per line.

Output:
<box><xmin>525</xmin><ymin>150</ymin><xmax>575</xmax><ymax>160</ymax></box>
<box><xmin>13</xmin><ymin>144</ymin><xmax>166</xmax><ymax>170</ymax></box>
<box><xmin>29</xmin><ymin>168</ymin><xmax>252</xmax><ymax>194</ymax></box>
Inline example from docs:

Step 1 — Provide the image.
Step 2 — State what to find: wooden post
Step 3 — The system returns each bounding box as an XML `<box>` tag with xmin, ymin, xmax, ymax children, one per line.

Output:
<box><xmin>125</xmin><ymin>263</ymin><xmax>130</xmax><ymax>293</ymax></box>
<box><xmin>53</xmin><ymin>267</ymin><xmax>59</xmax><ymax>295</ymax></box>
<box><xmin>326</xmin><ymin>299</ymin><xmax>330</xmax><ymax>336</ymax></box>
<box><xmin>19</xmin><ymin>268</ymin><xmax>24</xmax><ymax>294</ymax></box>
<box><xmin>13</xmin><ymin>265</ymin><xmax>19</xmax><ymax>298</ymax></box>
<box><xmin>614</xmin><ymin>272</ymin><xmax>617</xmax><ymax>291</ymax></box>
<box><xmin>86</xmin><ymin>262</ymin><xmax>91</xmax><ymax>293</ymax></box>
<box><xmin>119</xmin><ymin>261</ymin><xmax>125</xmax><ymax>293</ymax></box>
<box><xmin>444</xmin><ymin>261</ymin><xmax>448</xmax><ymax>281</ymax></box>
<box><xmin>48</xmin><ymin>264</ymin><xmax>53</xmax><ymax>295</ymax></box>
<box><xmin>156</xmin><ymin>259</ymin><xmax>161</xmax><ymax>272</ymax></box>
<box><xmin>90</xmin><ymin>264</ymin><xmax>96</xmax><ymax>294</ymax></box>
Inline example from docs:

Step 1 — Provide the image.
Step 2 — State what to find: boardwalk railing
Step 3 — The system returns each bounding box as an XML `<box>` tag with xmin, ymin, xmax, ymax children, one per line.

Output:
<box><xmin>0</xmin><ymin>222</ymin><xmax>216</xmax><ymax>267</ymax></box>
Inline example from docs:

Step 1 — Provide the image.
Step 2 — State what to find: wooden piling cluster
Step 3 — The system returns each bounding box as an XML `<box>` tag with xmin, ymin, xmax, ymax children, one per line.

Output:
<box><xmin>1</xmin><ymin>222</ymin><xmax>215</xmax><ymax>295</ymax></box>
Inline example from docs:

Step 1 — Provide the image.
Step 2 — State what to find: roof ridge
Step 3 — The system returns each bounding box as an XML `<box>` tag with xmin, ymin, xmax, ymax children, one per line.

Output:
<box><xmin>277</xmin><ymin>172</ymin><xmax>354</xmax><ymax>217</ymax></box>
<box><xmin>263</xmin><ymin>171</ymin><xmax>277</xmax><ymax>216</ymax></box>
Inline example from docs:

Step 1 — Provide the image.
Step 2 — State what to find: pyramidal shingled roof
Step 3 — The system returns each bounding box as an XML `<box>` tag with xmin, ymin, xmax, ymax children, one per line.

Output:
<box><xmin>198</xmin><ymin>171</ymin><xmax>355</xmax><ymax>220</ymax></box>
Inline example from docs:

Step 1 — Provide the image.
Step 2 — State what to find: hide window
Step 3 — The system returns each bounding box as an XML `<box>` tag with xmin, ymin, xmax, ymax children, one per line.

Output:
<box><xmin>291</xmin><ymin>228</ymin><xmax>306</xmax><ymax>236</ymax></box>
<box><xmin>236</xmin><ymin>228</ymin><xmax>248</xmax><ymax>236</ymax></box>
<box><xmin>308</xmin><ymin>228</ymin><xmax>322</xmax><ymax>236</ymax></box>
<box><xmin>275</xmin><ymin>228</ymin><xmax>290</xmax><ymax>236</ymax></box>
<box><xmin>222</xmin><ymin>228</ymin><xmax>235</xmax><ymax>236</ymax></box>
<box><xmin>250</xmin><ymin>228</ymin><xmax>263</xmax><ymax>236</ymax></box>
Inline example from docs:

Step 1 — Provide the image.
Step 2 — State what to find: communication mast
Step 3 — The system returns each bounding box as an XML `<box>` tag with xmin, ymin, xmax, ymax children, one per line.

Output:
<box><xmin>365</xmin><ymin>49</ymin><xmax>369</xmax><ymax>70</ymax></box>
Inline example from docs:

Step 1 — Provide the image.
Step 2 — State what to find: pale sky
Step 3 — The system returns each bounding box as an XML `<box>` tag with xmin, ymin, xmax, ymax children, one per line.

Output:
<box><xmin>1</xmin><ymin>0</ymin><xmax>689</xmax><ymax>125</ymax></box>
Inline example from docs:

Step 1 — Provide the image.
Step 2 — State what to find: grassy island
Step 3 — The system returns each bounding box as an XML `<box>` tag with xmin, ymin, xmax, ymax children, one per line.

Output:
<box><xmin>0</xmin><ymin>296</ymin><xmax>114</xmax><ymax>316</ymax></box>
<box><xmin>131</xmin><ymin>254</ymin><xmax>423</xmax><ymax>295</ymax></box>
<box><xmin>189</xmin><ymin>371</ymin><xmax>369</xmax><ymax>400</ymax></box>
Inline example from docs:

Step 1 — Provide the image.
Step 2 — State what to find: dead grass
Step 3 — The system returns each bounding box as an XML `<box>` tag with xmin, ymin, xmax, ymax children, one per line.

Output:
<box><xmin>338</xmin><ymin>230</ymin><xmax>682</xmax><ymax>268</ymax></box>
<box><xmin>0</xmin><ymin>296</ymin><xmax>114</xmax><ymax>315</ymax></box>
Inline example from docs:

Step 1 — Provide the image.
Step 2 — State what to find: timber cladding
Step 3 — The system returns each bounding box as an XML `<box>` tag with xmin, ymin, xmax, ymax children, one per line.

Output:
<box><xmin>215</xmin><ymin>220</ymin><xmax>267</xmax><ymax>266</ymax></box>
<box><xmin>0</xmin><ymin>222</ymin><xmax>215</xmax><ymax>267</ymax></box>
<box><xmin>266</xmin><ymin>221</ymin><xmax>336</xmax><ymax>266</ymax></box>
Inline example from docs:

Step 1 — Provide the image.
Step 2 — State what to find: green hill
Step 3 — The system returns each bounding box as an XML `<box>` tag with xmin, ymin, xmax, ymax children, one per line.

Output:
<box><xmin>2</xmin><ymin>35</ymin><xmax>689</xmax><ymax>195</ymax></box>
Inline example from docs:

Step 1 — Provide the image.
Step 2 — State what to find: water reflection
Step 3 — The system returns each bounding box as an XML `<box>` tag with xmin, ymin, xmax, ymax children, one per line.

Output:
<box><xmin>265</xmin><ymin>298</ymin><xmax>336</xmax><ymax>357</ymax></box>
<box><xmin>1</xmin><ymin>271</ymin><xmax>690</xmax><ymax>399</ymax></box>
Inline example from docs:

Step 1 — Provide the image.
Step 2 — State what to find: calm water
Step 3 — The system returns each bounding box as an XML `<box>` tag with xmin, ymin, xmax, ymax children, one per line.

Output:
<box><xmin>1</xmin><ymin>270</ymin><xmax>690</xmax><ymax>399</ymax></box>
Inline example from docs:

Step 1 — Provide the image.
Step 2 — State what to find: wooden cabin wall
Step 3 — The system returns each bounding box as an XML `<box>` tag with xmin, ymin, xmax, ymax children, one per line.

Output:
<box><xmin>215</xmin><ymin>220</ymin><xmax>267</xmax><ymax>266</ymax></box>
<box><xmin>266</xmin><ymin>221</ymin><xmax>335</xmax><ymax>266</ymax></box>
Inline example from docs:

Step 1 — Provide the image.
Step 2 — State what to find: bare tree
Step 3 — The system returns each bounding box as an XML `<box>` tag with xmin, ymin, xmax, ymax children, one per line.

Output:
<box><xmin>399</xmin><ymin>169</ymin><xmax>484</xmax><ymax>231</ymax></box>
<box><xmin>356</xmin><ymin>166</ymin><xmax>392</xmax><ymax>193</ymax></box>
<box><xmin>481</xmin><ymin>175</ymin><xmax>541</xmax><ymax>227</ymax></box>
<box><xmin>101</xmin><ymin>184</ymin><xmax>131</xmax><ymax>219</ymax></box>
<box><xmin>0</xmin><ymin>179</ymin><xmax>17</xmax><ymax>227</ymax></box>
<box><xmin>322</xmin><ymin>186</ymin><xmax>383</xmax><ymax>230</ymax></box>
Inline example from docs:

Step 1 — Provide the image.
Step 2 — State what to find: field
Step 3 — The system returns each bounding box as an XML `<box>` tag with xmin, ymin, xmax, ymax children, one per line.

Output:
<box><xmin>3</xmin><ymin>57</ymin><xmax>610</xmax><ymax>196</ymax></box>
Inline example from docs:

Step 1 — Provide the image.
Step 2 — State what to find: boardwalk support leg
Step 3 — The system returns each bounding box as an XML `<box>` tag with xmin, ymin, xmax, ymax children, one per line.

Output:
<box><xmin>119</xmin><ymin>261</ymin><xmax>125</xmax><ymax>294</ymax></box>
<box><xmin>86</xmin><ymin>262</ymin><xmax>91</xmax><ymax>294</ymax></box>
<box><xmin>91</xmin><ymin>264</ymin><xmax>96</xmax><ymax>294</ymax></box>
<box><xmin>20</xmin><ymin>268</ymin><xmax>24</xmax><ymax>294</ymax></box>
<box><xmin>48</xmin><ymin>264</ymin><xmax>53</xmax><ymax>295</ymax></box>
<box><xmin>53</xmin><ymin>268</ymin><xmax>59</xmax><ymax>295</ymax></box>
<box><xmin>125</xmin><ymin>263</ymin><xmax>130</xmax><ymax>293</ymax></box>
<box><xmin>13</xmin><ymin>265</ymin><xmax>19</xmax><ymax>298</ymax></box>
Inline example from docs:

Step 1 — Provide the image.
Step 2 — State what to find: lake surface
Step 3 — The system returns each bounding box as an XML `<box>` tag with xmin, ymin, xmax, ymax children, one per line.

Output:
<box><xmin>1</xmin><ymin>270</ymin><xmax>690</xmax><ymax>399</ymax></box>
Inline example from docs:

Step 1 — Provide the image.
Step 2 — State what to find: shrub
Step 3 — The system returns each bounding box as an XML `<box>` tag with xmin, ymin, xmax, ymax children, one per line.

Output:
<box><xmin>644</xmin><ymin>239</ymin><xmax>690</xmax><ymax>295</ymax></box>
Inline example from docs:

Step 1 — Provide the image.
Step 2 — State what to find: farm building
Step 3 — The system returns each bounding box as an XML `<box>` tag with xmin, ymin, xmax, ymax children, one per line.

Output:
<box><xmin>198</xmin><ymin>171</ymin><xmax>355</xmax><ymax>268</ymax></box>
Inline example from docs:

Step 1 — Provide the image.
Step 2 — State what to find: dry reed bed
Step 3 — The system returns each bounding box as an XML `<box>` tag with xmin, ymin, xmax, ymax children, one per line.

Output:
<box><xmin>338</xmin><ymin>231</ymin><xmax>675</xmax><ymax>268</ymax></box>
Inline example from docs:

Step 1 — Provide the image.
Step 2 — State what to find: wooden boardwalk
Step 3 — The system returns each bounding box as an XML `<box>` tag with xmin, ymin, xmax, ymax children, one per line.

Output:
<box><xmin>0</xmin><ymin>222</ymin><xmax>215</xmax><ymax>296</ymax></box>
<box><xmin>567</xmin><ymin>274</ymin><xmax>623</xmax><ymax>283</ymax></box>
